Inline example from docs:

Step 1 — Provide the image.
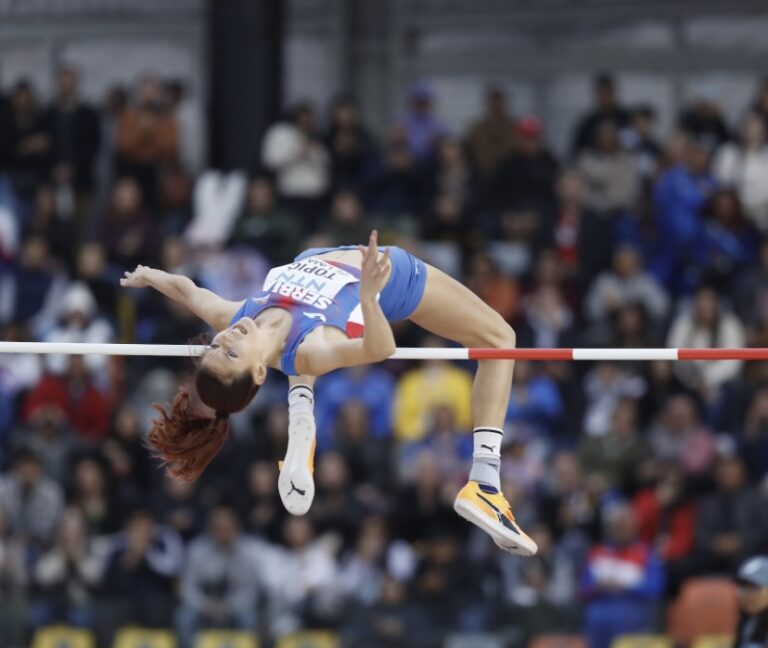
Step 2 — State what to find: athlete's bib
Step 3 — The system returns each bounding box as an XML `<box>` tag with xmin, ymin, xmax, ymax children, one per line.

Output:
<box><xmin>262</xmin><ymin>258</ymin><xmax>359</xmax><ymax>310</ymax></box>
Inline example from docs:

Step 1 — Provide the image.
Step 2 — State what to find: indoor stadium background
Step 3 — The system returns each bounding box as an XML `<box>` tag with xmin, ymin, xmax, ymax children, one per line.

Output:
<box><xmin>2</xmin><ymin>1</ymin><xmax>768</xmax><ymax>647</ymax></box>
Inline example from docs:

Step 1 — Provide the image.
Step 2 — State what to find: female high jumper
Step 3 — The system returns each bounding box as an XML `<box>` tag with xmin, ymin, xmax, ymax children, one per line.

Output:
<box><xmin>120</xmin><ymin>231</ymin><xmax>537</xmax><ymax>555</ymax></box>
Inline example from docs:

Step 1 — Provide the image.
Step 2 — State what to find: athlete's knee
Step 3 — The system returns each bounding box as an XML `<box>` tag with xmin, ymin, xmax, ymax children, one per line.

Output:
<box><xmin>481</xmin><ymin>315</ymin><xmax>516</xmax><ymax>349</ymax></box>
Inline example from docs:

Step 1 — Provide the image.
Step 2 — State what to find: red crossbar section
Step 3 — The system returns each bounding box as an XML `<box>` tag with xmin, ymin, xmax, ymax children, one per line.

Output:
<box><xmin>468</xmin><ymin>348</ymin><xmax>575</xmax><ymax>360</ymax></box>
<box><xmin>677</xmin><ymin>348</ymin><xmax>768</xmax><ymax>360</ymax></box>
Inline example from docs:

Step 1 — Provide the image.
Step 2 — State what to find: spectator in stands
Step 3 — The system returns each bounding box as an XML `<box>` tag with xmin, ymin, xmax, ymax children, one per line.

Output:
<box><xmin>572</xmin><ymin>74</ymin><xmax>631</xmax><ymax>156</ymax></box>
<box><xmin>393</xmin><ymin>337</ymin><xmax>473</xmax><ymax>442</ymax></box>
<box><xmin>505</xmin><ymin>360</ymin><xmax>563</xmax><ymax>438</ymax></box>
<box><xmin>99</xmin><ymin>510</ymin><xmax>182</xmax><ymax>642</ymax></box>
<box><xmin>622</xmin><ymin>105</ymin><xmax>662</xmax><ymax>187</ymax></box>
<box><xmin>165</xmin><ymin>79</ymin><xmax>204</xmax><ymax>174</ymax></box>
<box><xmin>324</xmin><ymin>189</ymin><xmax>371</xmax><ymax>245</ymax></box>
<box><xmin>740</xmin><ymin>387</ymin><xmax>768</xmax><ymax>480</ymax></box>
<box><xmin>30</xmin><ymin>508</ymin><xmax>102</xmax><ymax>630</ymax></box>
<box><xmin>579</xmin><ymin>503</ymin><xmax>665</xmax><ymax>648</ymax></box>
<box><xmin>423</xmin><ymin>137</ymin><xmax>474</xmax><ymax>243</ymax></box>
<box><xmin>633</xmin><ymin>462</ymin><xmax>696</xmax><ymax>564</ymax></box>
<box><xmin>335</xmin><ymin>401</ymin><xmax>393</xmax><ymax>489</ymax></box>
<box><xmin>585</xmin><ymin>245</ymin><xmax>669</xmax><ymax>324</ymax></box>
<box><xmin>26</xmin><ymin>184</ymin><xmax>72</xmax><ymax>264</ymax></box>
<box><xmin>70</xmin><ymin>456</ymin><xmax>122</xmax><ymax>535</ymax></box>
<box><xmin>261</xmin><ymin>102</ymin><xmax>330</xmax><ymax>228</ymax></box>
<box><xmin>714</xmin><ymin>112</ymin><xmax>768</xmax><ymax>231</ymax></box>
<box><xmin>578</xmin><ymin>398</ymin><xmax>649</xmax><ymax>493</ymax></box>
<box><xmin>342</xmin><ymin>575</ymin><xmax>420</xmax><ymax>648</ymax></box>
<box><xmin>228</xmin><ymin>175</ymin><xmax>299</xmax><ymax>263</ymax></box>
<box><xmin>309</xmin><ymin>452</ymin><xmax>367</xmax><ymax>546</ymax></box>
<box><xmin>577</xmin><ymin>120</ymin><xmax>640</xmax><ymax>215</ymax></box>
<box><xmin>100</xmin><ymin>177</ymin><xmax>154</xmax><ymax>269</ymax></box>
<box><xmin>115</xmin><ymin>76</ymin><xmax>178</xmax><ymax>203</ymax></box>
<box><xmin>492</xmin><ymin>116</ymin><xmax>559</xmax><ymax>244</ymax></box>
<box><xmin>0</xmin><ymin>235</ymin><xmax>67</xmax><ymax>333</ymax></box>
<box><xmin>337</xmin><ymin>515</ymin><xmax>390</xmax><ymax>607</ymax></box>
<box><xmin>262</xmin><ymin>515</ymin><xmax>340</xmax><ymax>636</ymax></box>
<box><xmin>679</xmin><ymin>96</ymin><xmax>731</xmax><ymax>146</ymax></box>
<box><xmin>652</xmin><ymin>133</ymin><xmax>718</xmax><ymax>292</ymax></box>
<box><xmin>502</xmin><ymin>522</ymin><xmax>581</xmax><ymax>640</ymax></box>
<box><xmin>43</xmin><ymin>66</ymin><xmax>101</xmax><ymax>201</ymax></box>
<box><xmin>733</xmin><ymin>556</ymin><xmax>768</xmax><ymax>648</ymax></box>
<box><xmin>396</xmin><ymin>450</ymin><xmax>463</xmax><ymax>543</ymax></box>
<box><xmin>73</xmin><ymin>242</ymin><xmax>119</xmax><ymax>320</ymax></box>
<box><xmin>0</xmin><ymin>449</ymin><xmax>63</xmax><ymax>544</ymax></box>
<box><xmin>582</xmin><ymin>362</ymin><xmax>646</xmax><ymax>439</ymax></box>
<box><xmin>13</xmin><ymin>402</ymin><xmax>76</xmax><ymax>484</ymax></box>
<box><xmin>696</xmin><ymin>189</ymin><xmax>758</xmax><ymax>291</ymax></box>
<box><xmin>667</xmin><ymin>285</ymin><xmax>746</xmax><ymax>396</ymax></box>
<box><xmin>101</xmin><ymin>405</ymin><xmax>152</xmax><ymax>504</ymax></box>
<box><xmin>365</xmin><ymin>125</ymin><xmax>422</xmax><ymax>220</ymax></box>
<box><xmin>23</xmin><ymin>356</ymin><xmax>112</xmax><ymax>442</ymax></box>
<box><xmin>467</xmin><ymin>87</ymin><xmax>516</xmax><ymax>189</ymax></box>
<box><xmin>176</xmin><ymin>506</ymin><xmax>258</xmax><ymax>648</ymax></box>
<box><xmin>156</xmin><ymin>163</ymin><xmax>194</xmax><ymax>237</ymax></box>
<box><xmin>0</xmin><ymin>510</ymin><xmax>26</xmax><ymax>648</ymax></box>
<box><xmin>649</xmin><ymin>395</ymin><xmax>715</xmax><ymax>480</ymax></box>
<box><xmin>400</xmin><ymin>82</ymin><xmax>445</xmax><ymax>159</ymax></box>
<box><xmin>551</xmin><ymin>168</ymin><xmax>614</xmax><ymax>280</ymax></box>
<box><xmin>234</xmin><ymin>461</ymin><xmax>283</xmax><ymax>542</ymax></box>
<box><xmin>325</xmin><ymin>95</ymin><xmax>376</xmax><ymax>191</ymax></box>
<box><xmin>314</xmin><ymin>364</ymin><xmax>396</xmax><ymax>449</ymax></box>
<box><xmin>8</xmin><ymin>80</ymin><xmax>51</xmax><ymax>199</ymax></box>
<box><xmin>44</xmin><ymin>281</ymin><xmax>115</xmax><ymax>378</ymax></box>
<box><xmin>691</xmin><ymin>454</ymin><xmax>767</xmax><ymax>576</ymax></box>
<box><xmin>465</xmin><ymin>252</ymin><xmax>519</xmax><ymax>323</ymax></box>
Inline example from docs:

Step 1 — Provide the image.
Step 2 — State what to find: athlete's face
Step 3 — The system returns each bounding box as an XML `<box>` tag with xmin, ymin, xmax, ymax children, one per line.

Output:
<box><xmin>202</xmin><ymin>317</ymin><xmax>266</xmax><ymax>383</ymax></box>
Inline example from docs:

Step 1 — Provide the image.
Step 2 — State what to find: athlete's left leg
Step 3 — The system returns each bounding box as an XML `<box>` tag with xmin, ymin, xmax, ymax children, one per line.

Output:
<box><xmin>279</xmin><ymin>375</ymin><xmax>317</xmax><ymax>515</ymax></box>
<box><xmin>408</xmin><ymin>263</ymin><xmax>537</xmax><ymax>555</ymax></box>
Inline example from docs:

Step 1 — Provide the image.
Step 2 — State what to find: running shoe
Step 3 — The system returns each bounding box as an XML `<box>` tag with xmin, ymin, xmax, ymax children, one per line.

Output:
<box><xmin>277</xmin><ymin>429</ymin><xmax>316</xmax><ymax>516</ymax></box>
<box><xmin>454</xmin><ymin>481</ymin><xmax>538</xmax><ymax>556</ymax></box>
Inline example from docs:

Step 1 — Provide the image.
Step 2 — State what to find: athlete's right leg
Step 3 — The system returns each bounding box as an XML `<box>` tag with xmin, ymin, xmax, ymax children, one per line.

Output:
<box><xmin>408</xmin><ymin>263</ymin><xmax>537</xmax><ymax>555</ymax></box>
<box><xmin>278</xmin><ymin>375</ymin><xmax>317</xmax><ymax>515</ymax></box>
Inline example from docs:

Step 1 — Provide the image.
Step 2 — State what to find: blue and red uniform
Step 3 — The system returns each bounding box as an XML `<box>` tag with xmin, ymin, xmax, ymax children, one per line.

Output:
<box><xmin>228</xmin><ymin>246</ymin><xmax>427</xmax><ymax>375</ymax></box>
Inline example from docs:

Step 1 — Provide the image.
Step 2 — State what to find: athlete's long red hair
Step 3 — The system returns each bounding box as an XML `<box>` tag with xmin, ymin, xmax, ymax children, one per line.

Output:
<box><xmin>147</xmin><ymin>366</ymin><xmax>259</xmax><ymax>481</ymax></box>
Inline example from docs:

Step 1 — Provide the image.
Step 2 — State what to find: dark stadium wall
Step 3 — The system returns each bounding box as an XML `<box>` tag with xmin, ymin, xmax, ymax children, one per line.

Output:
<box><xmin>208</xmin><ymin>0</ymin><xmax>284</xmax><ymax>171</ymax></box>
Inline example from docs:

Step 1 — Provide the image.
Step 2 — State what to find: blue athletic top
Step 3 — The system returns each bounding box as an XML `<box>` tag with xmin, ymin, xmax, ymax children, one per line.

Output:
<box><xmin>228</xmin><ymin>245</ymin><xmax>428</xmax><ymax>376</ymax></box>
<box><xmin>229</xmin><ymin>256</ymin><xmax>363</xmax><ymax>376</ymax></box>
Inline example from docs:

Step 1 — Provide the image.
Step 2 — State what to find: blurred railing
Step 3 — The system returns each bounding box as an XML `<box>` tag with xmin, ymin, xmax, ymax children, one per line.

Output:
<box><xmin>0</xmin><ymin>0</ymin><xmax>204</xmax><ymax>19</ymax></box>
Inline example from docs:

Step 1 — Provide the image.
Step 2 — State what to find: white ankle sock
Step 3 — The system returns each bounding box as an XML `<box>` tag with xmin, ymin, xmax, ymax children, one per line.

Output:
<box><xmin>469</xmin><ymin>427</ymin><xmax>502</xmax><ymax>491</ymax></box>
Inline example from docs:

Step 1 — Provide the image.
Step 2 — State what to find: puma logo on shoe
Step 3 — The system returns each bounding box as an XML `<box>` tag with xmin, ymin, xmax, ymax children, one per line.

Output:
<box><xmin>287</xmin><ymin>481</ymin><xmax>306</xmax><ymax>497</ymax></box>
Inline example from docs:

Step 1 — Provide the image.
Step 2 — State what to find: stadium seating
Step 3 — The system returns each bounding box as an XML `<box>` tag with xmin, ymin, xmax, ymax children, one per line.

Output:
<box><xmin>691</xmin><ymin>635</ymin><xmax>735</xmax><ymax>648</ymax></box>
<box><xmin>275</xmin><ymin>631</ymin><xmax>340</xmax><ymax>648</ymax></box>
<box><xmin>195</xmin><ymin>630</ymin><xmax>260</xmax><ymax>648</ymax></box>
<box><xmin>446</xmin><ymin>633</ymin><xmax>504</xmax><ymax>648</ymax></box>
<box><xmin>668</xmin><ymin>578</ymin><xmax>738</xmax><ymax>646</ymax></box>
<box><xmin>113</xmin><ymin>627</ymin><xmax>176</xmax><ymax>648</ymax></box>
<box><xmin>611</xmin><ymin>634</ymin><xmax>673</xmax><ymax>648</ymax></box>
<box><xmin>32</xmin><ymin>626</ymin><xmax>95</xmax><ymax>648</ymax></box>
<box><xmin>528</xmin><ymin>634</ymin><xmax>588</xmax><ymax>648</ymax></box>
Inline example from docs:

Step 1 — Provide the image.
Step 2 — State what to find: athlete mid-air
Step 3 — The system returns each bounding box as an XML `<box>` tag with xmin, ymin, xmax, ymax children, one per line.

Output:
<box><xmin>120</xmin><ymin>231</ymin><xmax>537</xmax><ymax>555</ymax></box>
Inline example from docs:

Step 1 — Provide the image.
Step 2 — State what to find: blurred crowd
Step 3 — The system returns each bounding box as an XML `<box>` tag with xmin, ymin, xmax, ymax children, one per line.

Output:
<box><xmin>2</xmin><ymin>67</ymin><xmax>768</xmax><ymax>647</ymax></box>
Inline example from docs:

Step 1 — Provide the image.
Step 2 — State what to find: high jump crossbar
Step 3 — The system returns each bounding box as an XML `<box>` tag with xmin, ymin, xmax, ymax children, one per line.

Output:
<box><xmin>0</xmin><ymin>342</ymin><xmax>767</xmax><ymax>361</ymax></box>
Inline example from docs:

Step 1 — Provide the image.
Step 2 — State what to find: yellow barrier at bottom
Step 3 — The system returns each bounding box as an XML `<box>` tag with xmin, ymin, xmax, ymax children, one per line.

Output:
<box><xmin>276</xmin><ymin>631</ymin><xmax>340</xmax><ymax>648</ymax></box>
<box><xmin>113</xmin><ymin>627</ymin><xmax>176</xmax><ymax>648</ymax></box>
<box><xmin>32</xmin><ymin>626</ymin><xmax>95</xmax><ymax>648</ymax></box>
<box><xmin>195</xmin><ymin>630</ymin><xmax>259</xmax><ymax>648</ymax></box>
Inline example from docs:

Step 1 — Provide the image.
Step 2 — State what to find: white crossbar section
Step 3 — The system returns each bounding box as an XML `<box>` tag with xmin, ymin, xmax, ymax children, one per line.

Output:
<box><xmin>572</xmin><ymin>348</ymin><xmax>679</xmax><ymax>361</ymax></box>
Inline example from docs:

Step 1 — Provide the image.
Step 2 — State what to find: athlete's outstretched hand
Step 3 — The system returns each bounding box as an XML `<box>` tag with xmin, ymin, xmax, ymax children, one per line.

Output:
<box><xmin>120</xmin><ymin>264</ymin><xmax>154</xmax><ymax>288</ymax></box>
<box><xmin>358</xmin><ymin>230</ymin><xmax>391</xmax><ymax>301</ymax></box>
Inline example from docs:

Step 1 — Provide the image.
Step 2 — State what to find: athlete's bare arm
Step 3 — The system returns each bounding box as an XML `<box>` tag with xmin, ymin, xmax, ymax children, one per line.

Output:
<box><xmin>296</xmin><ymin>231</ymin><xmax>395</xmax><ymax>376</ymax></box>
<box><xmin>120</xmin><ymin>265</ymin><xmax>241</xmax><ymax>331</ymax></box>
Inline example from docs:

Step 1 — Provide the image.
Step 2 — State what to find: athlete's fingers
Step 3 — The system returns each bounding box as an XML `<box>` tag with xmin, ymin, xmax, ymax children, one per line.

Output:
<box><xmin>368</xmin><ymin>230</ymin><xmax>378</xmax><ymax>257</ymax></box>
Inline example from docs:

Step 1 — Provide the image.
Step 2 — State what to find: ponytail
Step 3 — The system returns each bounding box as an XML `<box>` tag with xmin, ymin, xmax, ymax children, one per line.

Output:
<box><xmin>147</xmin><ymin>366</ymin><xmax>259</xmax><ymax>481</ymax></box>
